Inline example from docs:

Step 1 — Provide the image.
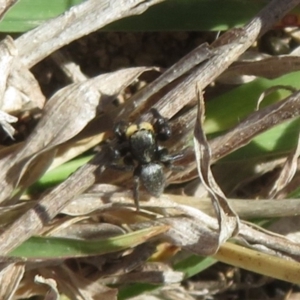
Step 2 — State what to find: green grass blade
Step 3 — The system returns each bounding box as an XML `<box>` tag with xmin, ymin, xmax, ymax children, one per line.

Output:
<box><xmin>118</xmin><ymin>255</ymin><xmax>216</xmax><ymax>299</ymax></box>
<box><xmin>3</xmin><ymin>0</ymin><xmax>299</xmax><ymax>32</ymax></box>
<box><xmin>9</xmin><ymin>226</ymin><xmax>167</xmax><ymax>258</ymax></box>
<box><xmin>105</xmin><ymin>0</ymin><xmax>267</xmax><ymax>32</ymax></box>
<box><xmin>0</xmin><ymin>0</ymin><xmax>83</xmax><ymax>32</ymax></box>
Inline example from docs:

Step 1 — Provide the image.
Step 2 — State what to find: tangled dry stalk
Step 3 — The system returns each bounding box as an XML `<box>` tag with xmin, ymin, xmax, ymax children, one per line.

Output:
<box><xmin>0</xmin><ymin>0</ymin><xmax>300</xmax><ymax>299</ymax></box>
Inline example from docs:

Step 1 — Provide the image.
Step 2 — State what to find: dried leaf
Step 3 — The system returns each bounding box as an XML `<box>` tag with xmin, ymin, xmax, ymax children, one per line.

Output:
<box><xmin>256</xmin><ymin>85</ymin><xmax>297</xmax><ymax>110</ymax></box>
<box><xmin>103</xmin><ymin>262</ymin><xmax>184</xmax><ymax>285</ymax></box>
<box><xmin>49</xmin><ymin>223</ymin><xmax>125</xmax><ymax>240</ymax></box>
<box><xmin>131</xmin><ymin>203</ymin><xmax>220</xmax><ymax>256</ymax></box>
<box><xmin>0</xmin><ymin>110</ymin><xmax>17</xmax><ymax>138</ymax></box>
<box><xmin>193</xmin><ymin>86</ymin><xmax>239</xmax><ymax>250</ymax></box>
<box><xmin>0</xmin><ymin>36</ymin><xmax>16</xmax><ymax>107</ymax></box>
<box><xmin>221</xmin><ymin>55</ymin><xmax>300</xmax><ymax>81</ymax></box>
<box><xmin>7</xmin><ymin>61</ymin><xmax>46</xmax><ymax>111</ymax></box>
<box><xmin>39</xmin><ymin>266</ymin><xmax>117</xmax><ymax>300</ymax></box>
<box><xmin>0</xmin><ymin>36</ymin><xmax>46</xmax><ymax>113</ymax></box>
<box><xmin>51</xmin><ymin>50</ymin><xmax>88</xmax><ymax>83</ymax></box>
<box><xmin>0</xmin><ymin>263</ymin><xmax>25</xmax><ymax>300</ymax></box>
<box><xmin>268</xmin><ymin>133</ymin><xmax>300</xmax><ymax>198</ymax></box>
<box><xmin>239</xmin><ymin>221</ymin><xmax>300</xmax><ymax>259</ymax></box>
<box><xmin>34</xmin><ymin>275</ymin><xmax>59</xmax><ymax>300</ymax></box>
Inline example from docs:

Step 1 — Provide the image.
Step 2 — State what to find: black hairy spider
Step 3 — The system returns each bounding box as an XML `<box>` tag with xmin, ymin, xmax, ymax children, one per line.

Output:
<box><xmin>112</xmin><ymin>108</ymin><xmax>182</xmax><ymax>209</ymax></box>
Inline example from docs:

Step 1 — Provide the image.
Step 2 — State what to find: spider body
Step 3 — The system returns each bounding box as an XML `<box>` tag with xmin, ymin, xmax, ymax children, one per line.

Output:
<box><xmin>135</xmin><ymin>162</ymin><xmax>165</xmax><ymax>198</ymax></box>
<box><xmin>112</xmin><ymin>109</ymin><xmax>182</xmax><ymax>209</ymax></box>
<box><xmin>127</xmin><ymin>124</ymin><xmax>157</xmax><ymax>164</ymax></box>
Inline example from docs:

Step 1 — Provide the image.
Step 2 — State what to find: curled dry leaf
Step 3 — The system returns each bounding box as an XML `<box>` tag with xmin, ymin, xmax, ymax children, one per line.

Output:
<box><xmin>0</xmin><ymin>199</ymin><xmax>34</xmax><ymax>227</ymax></box>
<box><xmin>6</xmin><ymin>61</ymin><xmax>46</xmax><ymax>112</ymax></box>
<box><xmin>255</xmin><ymin>85</ymin><xmax>297</xmax><ymax>110</ymax></box>
<box><xmin>34</xmin><ymin>275</ymin><xmax>59</xmax><ymax>300</ymax></box>
<box><xmin>0</xmin><ymin>36</ymin><xmax>45</xmax><ymax>114</ymax></box>
<box><xmin>193</xmin><ymin>86</ymin><xmax>239</xmax><ymax>250</ymax></box>
<box><xmin>268</xmin><ymin>133</ymin><xmax>300</xmax><ymax>198</ymax></box>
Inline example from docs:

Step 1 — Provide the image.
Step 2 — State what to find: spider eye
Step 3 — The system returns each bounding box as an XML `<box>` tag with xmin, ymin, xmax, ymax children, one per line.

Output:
<box><xmin>114</xmin><ymin>121</ymin><xmax>128</xmax><ymax>140</ymax></box>
<box><xmin>139</xmin><ymin>122</ymin><xmax>154</xmax><ymax>132</ymax></box>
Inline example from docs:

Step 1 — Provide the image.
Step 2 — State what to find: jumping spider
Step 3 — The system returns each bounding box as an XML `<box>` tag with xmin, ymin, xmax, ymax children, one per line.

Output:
<box><xmin>112</xmin><ymin>108</ymin><xmax>182</xmax><ymax>209</ymax></box>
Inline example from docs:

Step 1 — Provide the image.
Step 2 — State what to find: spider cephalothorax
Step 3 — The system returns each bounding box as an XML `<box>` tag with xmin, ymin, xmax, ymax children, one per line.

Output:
<box><xmin>112</xmin><ymin>109</ymin><xmax>182</xmax><ymax>209</ymax></box>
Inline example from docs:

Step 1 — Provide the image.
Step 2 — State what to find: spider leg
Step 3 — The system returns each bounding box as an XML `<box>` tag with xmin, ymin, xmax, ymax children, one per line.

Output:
<box><xmin>114</xmin><ymin>120</ymin><xmax>129</xmax><ymax>141</ymax></box>
<box><xmin>150</xmin><ymin>108</ymin><xmax>171</xmax><ymax>141</ymax></box>
<box><xmin>109</xmin><ymin>162</ymin><xmax>134</xmax><ymax>172</ymax></box>
<box><xmin>157</xmin><ymin>146</ymin><xmax>184</xmax><ymax>169</ymax></box>
<box><xmin>133</xmin><ymin>171</ymin><xmax>140</xmax><ymax>211</ymax></box>
<box><xmin>109</xmin><ymin>143</ymin><xmax>134</xmax><ymax>171</ymax></box>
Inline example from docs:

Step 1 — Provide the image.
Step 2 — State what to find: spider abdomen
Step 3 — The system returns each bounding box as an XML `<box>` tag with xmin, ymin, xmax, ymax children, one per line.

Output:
<box><xmin>138</xmin><ymin>162</ymin><xmax>165</xmax><ymax>197</ymax></box>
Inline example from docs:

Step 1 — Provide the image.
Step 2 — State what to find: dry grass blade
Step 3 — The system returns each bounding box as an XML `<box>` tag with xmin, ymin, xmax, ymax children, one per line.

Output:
<box><xmin>215</xmin><ymin>242</ymin><xmax>300</xmax><ymax>285</ymax></box>
<box><xmin>153</xmin><ymin>0</ymin><xmax>300</xmax><ymax>119</ymax></box>
<box><xmin>193</xmin><ymin>86</ymin><xmax>239</xmax><ymax>249</ymax></box>
<box><xmin>0</xmin><ymin>0</ymin><xmax>300</xmax><ymax>298</ymax></box>
<box><xmin>268</xmin><ymin>134</ymin><xmax>300</xmax><ymax>198</ymax></box>
<box><xmin>211</xmin><ymin>89</ymin><xmax>300</xmax><ymax>161</ymax></box>
<box><xmin>239</xmin><ymin>221</ymin><xmax>300</xmax><ymax>259</ymax></box>
<box><xmin>44</xmin><ymin>265</ymin><xmax>118</xmax><ymax>300</ymax></box>
<box><xmin>120</xmin><ymin>43</ymin><xmax>213</xmax><ymax>119</ymax></box>
<box><xmin>34</xmin><ymin>275</ymin><xmax>59</xmax><ymax>300</ymax></box>
<box><xmin>0</xmin><ymin>0</ymin><xmax>18</xmax><ymax>20</ymax></box>
<box><xmin>221</xmin><ymin>55</ymin><xmax>300</xmax><ymax>80</ymax></box>
<box><xmin>0</xmin><ymin>263</ymin><xmax>24</xmax><ymax>300</ymax></box>
<box><xmin>15</xmin><ymin>0</ymin><xmax>164</xmax><ymax>68</ymax></box>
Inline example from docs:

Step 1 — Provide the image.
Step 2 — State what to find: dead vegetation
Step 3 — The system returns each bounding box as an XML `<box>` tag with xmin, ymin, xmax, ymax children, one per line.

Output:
<box><xmin>0</xmin><ymin>0</ymin><xmax>300</xmax><ymax>299</ymax></box>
